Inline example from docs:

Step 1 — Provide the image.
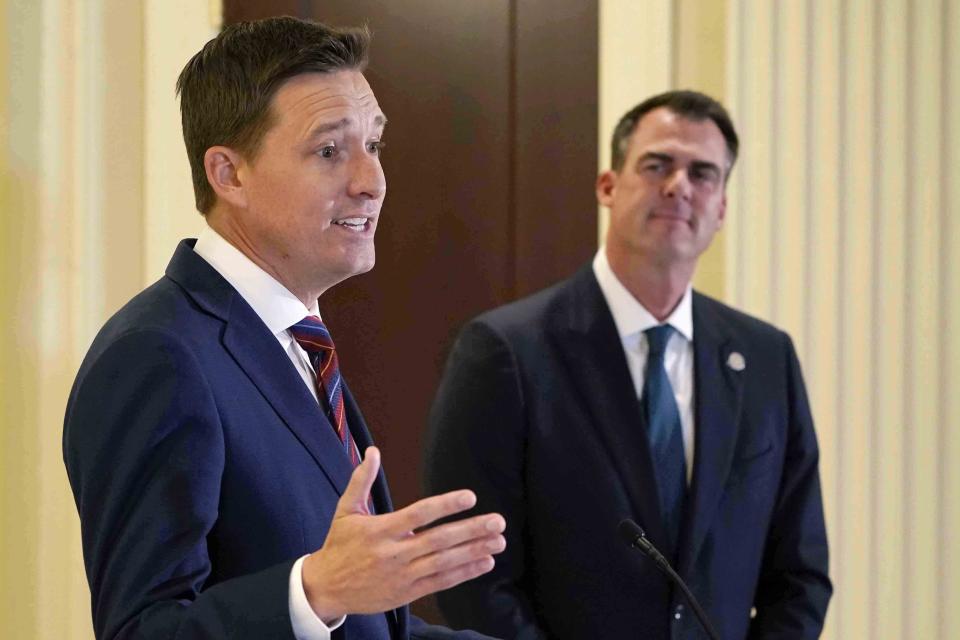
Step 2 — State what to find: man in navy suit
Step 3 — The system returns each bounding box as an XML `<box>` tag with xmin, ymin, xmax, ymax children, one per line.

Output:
<box><xmin>63</xmin><ymin>17</ymin><xmax>505</xmax><ymax>639</ymax></box>
<box><xmin>425</xmin><ymin>91</ymin><xmax>832</xmax><ymax>639</ymax></box>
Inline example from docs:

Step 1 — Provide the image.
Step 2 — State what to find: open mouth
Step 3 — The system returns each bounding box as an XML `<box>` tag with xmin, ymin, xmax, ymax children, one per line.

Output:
<box><xmin>332</xmin><ymin>217</ymin><xmax>370</xmax><ymax>231</ymax></box>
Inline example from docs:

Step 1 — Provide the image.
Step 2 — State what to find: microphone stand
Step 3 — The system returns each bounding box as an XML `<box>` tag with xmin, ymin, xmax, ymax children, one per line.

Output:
<box><xmin>618</xmin><ymin>519</ymin><xmax>721</xmax><ymax>640</ymax></box>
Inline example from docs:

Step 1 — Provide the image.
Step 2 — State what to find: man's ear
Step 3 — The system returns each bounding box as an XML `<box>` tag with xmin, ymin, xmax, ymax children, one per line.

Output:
<box><xmin>717</xmin><ymin>193</ymin><xmax>727</xmax><ymax>228</ymax></box>
<box><xmin>204</xmin><ymin>146</ymin><xmax>248</xmax><ymax>209</ymax></box>
<box><xmin>596</xmin><ymin>170</ymin><xmax>617</xmax><ymax>207</ymax></box>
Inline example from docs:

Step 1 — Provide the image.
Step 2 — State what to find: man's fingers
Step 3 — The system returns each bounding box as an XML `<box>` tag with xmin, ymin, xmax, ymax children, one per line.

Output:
<box><xmin>336</xmin><ymin>446</ymin><xmax>381</xmax><ymax>516</ymax></box>
<box><xmin>400</xmin><ymin>513</ymin><xmax>506</xmax><ymax>562</ymax></box>
<box><xmin>384</xmin><ymin>489</ymin><xmax>477</xmax><ymax>533</ymax></box>
<box><xmin>409</xmin><ymin>532</ymin><xmax>506</xmax><ymax>576</ymax></box>
<box><xmin>409</xmin><ymin>556</ymin><xmax>497</xmax><ymax>601</ymax></box>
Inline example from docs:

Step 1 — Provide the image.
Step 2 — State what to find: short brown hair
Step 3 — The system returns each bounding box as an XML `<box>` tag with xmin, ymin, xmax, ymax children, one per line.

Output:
<box><xmin>176</xmin><ymin>16</ymin><xmax>370</xmax><ymax>213</ymax></box>
<box><xmin>610</xmin><ymin>90</ymin><xmax>739</xmax><ymax>176</ymax></box>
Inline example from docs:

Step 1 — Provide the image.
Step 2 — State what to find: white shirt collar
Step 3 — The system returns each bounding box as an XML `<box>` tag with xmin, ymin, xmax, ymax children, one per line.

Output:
<box><xmin>592</xmin><ymin>248</ymin><xmax>694</xmax><ymax>342</ymax></box>
<box><xmin>193</xmin><ymin>225</ymin><xmax>319</xmax><ymax>336</ymax></box>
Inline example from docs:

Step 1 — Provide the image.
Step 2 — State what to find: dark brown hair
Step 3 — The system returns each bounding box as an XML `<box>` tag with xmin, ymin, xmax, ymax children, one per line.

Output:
<box><xmin>176</xmin><ymin>16</ymin><xmax>371</xmax><ymax>213</ymax></box>
<box><xmin>610</xmin><ymin>90</ymin><xmax>739</xmax><ymax>176</ymax></box>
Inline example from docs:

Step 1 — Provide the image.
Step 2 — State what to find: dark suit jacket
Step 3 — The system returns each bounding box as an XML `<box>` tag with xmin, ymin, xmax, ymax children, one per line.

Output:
<box><xmin>64</xmin><ymin>240</ymin><xmax>490</xmax><ymax>640</ymax></box>
<box><xmin>425</xmin><ymin>264</ymin><xmax>831</xmax><ymax>639</ymax></box>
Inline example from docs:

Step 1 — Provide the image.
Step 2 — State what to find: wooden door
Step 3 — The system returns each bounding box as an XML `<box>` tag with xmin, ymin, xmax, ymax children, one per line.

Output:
<box><xmin>223</xmin><ymin>0</ymin><xmax>598</xmax><ymax>622</ymax></box>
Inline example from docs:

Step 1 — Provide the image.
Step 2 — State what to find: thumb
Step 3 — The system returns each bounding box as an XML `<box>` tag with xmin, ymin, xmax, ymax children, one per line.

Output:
<box><xmin>336</xmin><ymin>446</ymin><xmax>380</xmax><ymax>516</ymax></box>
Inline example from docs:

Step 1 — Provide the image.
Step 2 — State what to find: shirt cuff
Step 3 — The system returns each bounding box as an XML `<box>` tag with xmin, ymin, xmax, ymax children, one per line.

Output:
<box><xmin>289</xmin><ymin>554</ymin><xmax>346</xmax><ymax>640</ymax></box>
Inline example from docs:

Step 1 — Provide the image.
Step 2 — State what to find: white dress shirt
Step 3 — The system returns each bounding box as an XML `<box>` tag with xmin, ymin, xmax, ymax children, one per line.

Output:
<box><xmin>592</xmin><ymin>249</ymin><xmax>696</xmax><ymax>483</ymax></box>
<box><xmin>194</xmin><ymin>225</ymin><xmax>343</xmax><ymax>640</ymax></box>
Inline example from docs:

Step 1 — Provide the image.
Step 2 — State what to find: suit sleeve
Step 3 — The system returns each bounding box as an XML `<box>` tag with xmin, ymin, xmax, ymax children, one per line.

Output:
<box><xmin>749</xmin><ymin>335</ymin><xmax>832</xmax><ymax>638</ymax></box>
<box><xmin>63</xmin><ymin>329</ymin><xmax>295</xmax><ymax>640</ymax></box>
<box><xmin>423</xmin><ymin>321</ymin><xmax>548</xmax><ymax>640</ymax></box>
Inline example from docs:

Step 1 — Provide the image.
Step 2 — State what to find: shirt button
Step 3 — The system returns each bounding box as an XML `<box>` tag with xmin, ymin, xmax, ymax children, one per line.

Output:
<box><xmin>674</xmin><ymin>604</ymin><xmax>684</xmax><ymax>620</ymax></box>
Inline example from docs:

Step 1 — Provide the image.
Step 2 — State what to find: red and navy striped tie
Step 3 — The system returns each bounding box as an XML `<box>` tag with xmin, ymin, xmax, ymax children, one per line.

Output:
<box><xmin>290</xmin><ymin>316</ymin><xmax>359</xmax><ymax>467</ymax></box>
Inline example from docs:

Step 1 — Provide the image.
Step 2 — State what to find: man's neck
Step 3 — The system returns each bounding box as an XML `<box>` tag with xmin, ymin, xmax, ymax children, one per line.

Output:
<box><xmin>206</xmin><ymin>210</ymin><xmax>321</xmax><ymax>307</ymax></box>
<box><xmin>606</xmin><ymin>250</ymin><xmax>693</xmax><ymax>322</ymax></box>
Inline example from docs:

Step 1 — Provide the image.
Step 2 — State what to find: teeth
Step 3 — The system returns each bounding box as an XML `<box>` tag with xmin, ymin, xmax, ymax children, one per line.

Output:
<box><xmin>334</xmin><ymin>217</ymin><xmax>367</xmax><ymax>228</ymax></box>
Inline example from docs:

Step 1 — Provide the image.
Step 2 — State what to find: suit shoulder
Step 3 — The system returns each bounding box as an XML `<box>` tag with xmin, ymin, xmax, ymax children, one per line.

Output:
<box><xmin>82</xmin><ymin>277</ymin><xmax>216</xmax><ymax>369</ymax></box>
<box><xmin>67</xmin><ymin>278</ymin><xmax>219</xmax><ymax>435</ymax></box>
<box><xmin>103</xmin><ymin>276</ymin><xmax>209</xmax><ymax>335</ymax></box>
<box><xmin>469</xmin><ymin>277</ymin><xmax>572</xmax><ymax>338</ymax></box>
<box><xmin>694</xmin><ymin>291</ymin><xmax>793</xmax><ymax>346</ymax></box>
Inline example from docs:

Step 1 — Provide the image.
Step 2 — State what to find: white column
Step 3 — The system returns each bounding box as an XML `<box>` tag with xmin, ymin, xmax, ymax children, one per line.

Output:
<box><xmin>0</xmin><ymin>1</ymin><xmax>219</xmax><ymax>637</ymax></box>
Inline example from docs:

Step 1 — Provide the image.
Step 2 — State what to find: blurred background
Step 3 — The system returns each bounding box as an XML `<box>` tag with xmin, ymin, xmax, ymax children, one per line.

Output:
<box><xmin>1</xmin><ymin>0</ymin><xmax>957</xmax><ymax>637</ymax></box>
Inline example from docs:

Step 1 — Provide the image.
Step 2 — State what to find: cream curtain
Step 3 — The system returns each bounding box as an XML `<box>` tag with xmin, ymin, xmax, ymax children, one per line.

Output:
<box><xmin>0</xmin><ymin>1</ymin><xmax>215</xmax><ymax>637</ymax></box>
<box><xmin>601</xmin><ymin>1</ymin><xmax>959</xmax><ymax>638</ymax></box>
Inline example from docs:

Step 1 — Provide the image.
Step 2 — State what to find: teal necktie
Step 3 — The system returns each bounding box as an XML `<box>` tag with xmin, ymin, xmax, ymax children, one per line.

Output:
<box><xmin>642</xmin><ymin>325</ymin><xmax>687</xmax><ymax>559</ymax></box>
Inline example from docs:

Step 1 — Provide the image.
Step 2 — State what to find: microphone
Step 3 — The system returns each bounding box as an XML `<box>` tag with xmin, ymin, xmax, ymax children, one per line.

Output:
<box><xmin>618</xmin><ymin>519</ymin><xmax>721</xmax><ymax>640</ymax></box>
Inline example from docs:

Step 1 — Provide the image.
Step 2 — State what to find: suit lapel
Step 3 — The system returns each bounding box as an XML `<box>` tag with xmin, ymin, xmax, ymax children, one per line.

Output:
<box><xmin>552</xmin><ymin>266</ymin><xmax>669</xmax><ymax>548</ymax></box>
<box><xmin>166</xmin><ymin>240</ymin><xmax>355</xmax><ymax>498</ymax></box>
<box><xmin>343</xmin><ymin>385</ymin><xmax>394</xmax><ymax>514</ymax></box>
<box><xmin>222</xmin><ymin>305</ymin><xmax>357</xmax><ymax>495</ymax></box>
<box><xmin>220</xmin><ymin>310</ymin><xmax>405</xmax><ymax>638</ymax></box>
<box><xmin>678</xmin><ymin>293</ymin><xmax>744</xmax><ymax>576</ymax></box>
<box><xmin>343</xmin><ymin>384</ymin><xmax>405</xmax><ymax>637</ymax></box>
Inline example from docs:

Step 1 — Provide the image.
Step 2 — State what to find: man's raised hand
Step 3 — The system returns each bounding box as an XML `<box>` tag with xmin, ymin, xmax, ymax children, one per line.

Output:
<box><xmin>303</xmin><ymin>447</ymin><xmax>506</xmax><ymax>623</ymax></box>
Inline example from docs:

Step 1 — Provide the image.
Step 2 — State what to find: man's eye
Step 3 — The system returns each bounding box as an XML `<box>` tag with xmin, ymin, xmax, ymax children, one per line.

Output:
<box><xmin>318</xmin><ymin>144</ymin><xmax>337</xmax><ymax>159</ymax></box>
<box><xmin>691</xmin><ymin>168</ymin><xmax>719</xmax><ymax>183</ymax></box>
<box><xmin>643</xmin><ymin>162</ymin><xmax>664</xmax><ymax>173</ymax></box>
<box><xmin>367</xmin><ymin>140</ymin><xmax>386</xmax><ymax>155</ymax></box>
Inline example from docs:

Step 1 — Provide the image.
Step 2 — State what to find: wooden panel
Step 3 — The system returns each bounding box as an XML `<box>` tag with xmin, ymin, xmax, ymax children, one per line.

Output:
<box><xmin>222</xmin><ymin>0</ymin><xmax>300</xmax><ymax>23</ymax></box>
<box><xmin>224</xmin><ymin>0</ymin><xmax>597</xmax><ymax>623</ymax></box>
<box><xmin>513</xmin><ymin>0</ymin><xmax>598</xmax><ymax>296</ymax></box>
<box><xmin>224</xmin><ymin>0</ymin><xmax>597</xmax><ymax>503</ymax></box>
<box><xmin>295</xmin><ymin>2</ymin><xmax>515</xmax><ymax>514</ymax></box>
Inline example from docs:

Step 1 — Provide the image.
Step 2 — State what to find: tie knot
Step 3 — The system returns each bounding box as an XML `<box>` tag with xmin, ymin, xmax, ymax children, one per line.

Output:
<box><xmin>645</xmin><ymin>324</ymin><xmax>673</xmax><ymax>359</ymax></box>
<box><xmin>289</xmin><ymin>315</ymin><xmax>335</xmax><ymax>354</ymax></box>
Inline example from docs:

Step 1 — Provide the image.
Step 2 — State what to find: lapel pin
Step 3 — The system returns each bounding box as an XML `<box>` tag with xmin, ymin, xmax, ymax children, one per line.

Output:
<box><xmin>726</xmin><ymin>352</ymin><xmax>746</xmax><ymax>371</ymax></box>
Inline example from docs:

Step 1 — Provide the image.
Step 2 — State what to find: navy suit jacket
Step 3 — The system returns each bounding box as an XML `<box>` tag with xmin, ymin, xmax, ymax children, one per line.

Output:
<box><xmin>64</xmin><ymin>240</ymin><xmax>490</xmax><ymax>640</ymax></box>
<box><xmin>425</xmin><ymin>265</ymin><xmax>831</xmax><ymax>639</ymax></box>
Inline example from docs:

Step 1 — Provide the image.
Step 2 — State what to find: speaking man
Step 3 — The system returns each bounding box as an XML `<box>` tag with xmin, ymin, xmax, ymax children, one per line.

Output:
<box><xmin>64</xmin><ymin>17</ymin><xmax>504</xmax><ymax>640</ymax></box>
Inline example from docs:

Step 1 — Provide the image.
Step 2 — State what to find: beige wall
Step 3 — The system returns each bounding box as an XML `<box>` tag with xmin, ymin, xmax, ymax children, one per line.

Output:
<box><xmin>0</xmin><ymin>1</ymin><xmax>217</xmax><ymax>637</ymax></box>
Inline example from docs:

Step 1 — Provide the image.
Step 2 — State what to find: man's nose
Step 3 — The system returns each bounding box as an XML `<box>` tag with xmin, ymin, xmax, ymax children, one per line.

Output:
<box><xmin>349</xmin><ymin>152</ymin><xmax>386</xmax><ymax>200</ymax></box>
<box><xmin>662</xmin><ymin>169</ymin><xmax>692</xmax><ymax>200</ymax></box>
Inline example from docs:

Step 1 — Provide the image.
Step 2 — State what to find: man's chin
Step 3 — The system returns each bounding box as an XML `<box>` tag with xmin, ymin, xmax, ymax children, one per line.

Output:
<box><xmin>342</xmin><ymin>254</ymin><xmax>377</xmax><ymax>279</ymax></box>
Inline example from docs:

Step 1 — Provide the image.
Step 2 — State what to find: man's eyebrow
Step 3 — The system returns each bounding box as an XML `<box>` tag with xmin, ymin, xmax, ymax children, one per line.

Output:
<box><xmin>306</xmin><ymin>118</ymin><xmax>349</xmax><ymax>139</ymax></box>
<box><xmin>306</xmin><ymin>114</ymin><xmax>388</xmax><ymax>140</ymax></box>
<box><xmin>637</xmin><ymin>151</ymin><xmax>673</xmax><ymax>164</ymax></box>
